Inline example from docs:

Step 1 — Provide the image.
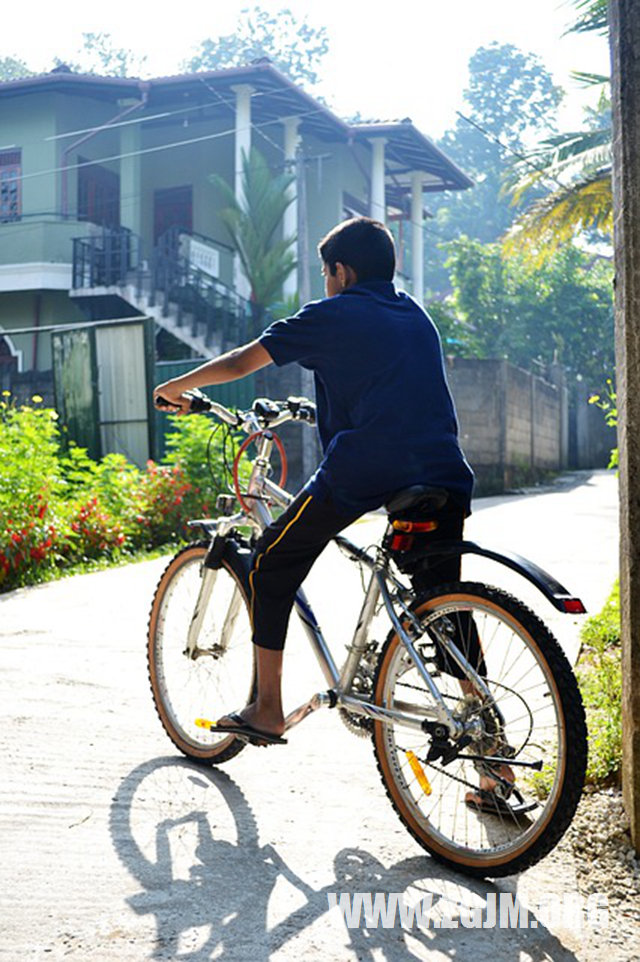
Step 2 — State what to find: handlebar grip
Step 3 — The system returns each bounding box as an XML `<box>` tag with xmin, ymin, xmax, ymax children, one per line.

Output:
<box><xmin>185</xmin><ymin>389</ymin><xmax>212</xmax><ymax>413</ymax></box>
<box><xmin>286</xmin><ymin>396</ymin><xmax>316</xmax><ymax>425</ymax></box>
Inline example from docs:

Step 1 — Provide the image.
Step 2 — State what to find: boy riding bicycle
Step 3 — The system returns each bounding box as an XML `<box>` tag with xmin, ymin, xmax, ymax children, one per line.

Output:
<box><xmin>154</xmin><ymin>216</ymin><xmax>512</xmax><ymax>813</ymax></box>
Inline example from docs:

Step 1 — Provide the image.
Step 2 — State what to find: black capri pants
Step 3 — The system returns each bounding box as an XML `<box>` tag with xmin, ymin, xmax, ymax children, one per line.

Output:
<box><xmin>248</xmin><ymin>489</ymin><xmax>486</xmax><ymax>680</ymax></box>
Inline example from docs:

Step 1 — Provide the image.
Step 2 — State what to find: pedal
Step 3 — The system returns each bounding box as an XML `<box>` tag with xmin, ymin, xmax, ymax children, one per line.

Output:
<box><xmin>195</xmin><ymin>717</ymin><xmax>215</xmax><ymax>730</ymax></box>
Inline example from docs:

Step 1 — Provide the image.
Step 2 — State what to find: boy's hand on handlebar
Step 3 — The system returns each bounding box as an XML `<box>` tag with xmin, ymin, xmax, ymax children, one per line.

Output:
<box><xmin>153</xmin><ymin>381</ymin><xmax>192</xmax><ymax>415</ymax></box>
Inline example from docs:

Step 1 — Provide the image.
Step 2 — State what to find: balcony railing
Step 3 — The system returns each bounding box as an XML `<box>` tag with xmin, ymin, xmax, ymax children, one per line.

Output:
<box><xmin>72</xmin><ymin>226</ymin><xmax>253</xmax><ymax>350</ymax></box>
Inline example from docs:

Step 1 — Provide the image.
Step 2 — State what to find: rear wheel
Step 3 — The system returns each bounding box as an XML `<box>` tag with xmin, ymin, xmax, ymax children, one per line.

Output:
<box><xmin>373</xmin><ymin>582</ymin><xmax>587</xmax><ymax>877</ymax></box>
<box><xmin>148</xmin><ymin>541</ymin><xmax>255</xmax><ymax>764</ymax></box>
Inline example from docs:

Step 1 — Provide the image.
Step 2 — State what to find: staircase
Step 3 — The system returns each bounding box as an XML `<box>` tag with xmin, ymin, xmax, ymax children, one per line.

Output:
<box><xmin>70</xmin><ymin>227</ymin><xmax>254</xmax><ymax>358</ymax></box>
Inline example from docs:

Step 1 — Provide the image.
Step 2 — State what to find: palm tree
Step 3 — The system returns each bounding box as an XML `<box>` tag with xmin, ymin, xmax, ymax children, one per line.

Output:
<box><xmin>209</xmin><ymin>148</ymin><xmax>296</xmax><ymax>329</ymax></box>
<box><xmin>504</xmin><ymin>0</ymin><xmax>612</xmax><ymax>260</ymax></box>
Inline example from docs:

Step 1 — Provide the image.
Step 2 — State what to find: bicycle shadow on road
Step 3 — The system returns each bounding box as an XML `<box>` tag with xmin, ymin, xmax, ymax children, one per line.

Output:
<box><xmin>110</xmin><ymin>757</ymin><xmax>581</xmax><ymax>962</ymax></box>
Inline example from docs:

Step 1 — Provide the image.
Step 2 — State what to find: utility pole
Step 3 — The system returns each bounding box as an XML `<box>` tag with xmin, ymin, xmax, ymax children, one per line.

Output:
<box><xmin>609</xmin><ymin>0</ymin><xmax>640</xmax><ymax>850</ymax></box>
<box><xmin>296</xmin><ymin>147</ymin><xmax>319</xmax><ymax>479</ymax></box>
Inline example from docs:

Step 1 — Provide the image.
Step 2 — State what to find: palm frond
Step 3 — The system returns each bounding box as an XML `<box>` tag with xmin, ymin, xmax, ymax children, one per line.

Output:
<box><xmin>570</xmin><ymin>70</ymin><xmax>610</xmax><ymax>86</ymax></box>
<box><xmin>209</xmin><ymin>147</ymin><xmax>296</xmax><ymax>310</ymax></box>
<box><xmin>566</xmin><ymin>0</ymin><xmax>608</xmax><ymax>35</ymax></box>
<box><xmin>504</xmin><ymin>170</ymin><xmax>612</xmax><ymax>264</ymax></box>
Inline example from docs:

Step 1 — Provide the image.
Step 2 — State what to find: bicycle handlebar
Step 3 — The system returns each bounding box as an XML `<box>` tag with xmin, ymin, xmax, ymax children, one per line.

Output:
<box><xmin>154</xmin><ymin>389</ymin><xmax>316</xmax><ymax>430</ymax></box>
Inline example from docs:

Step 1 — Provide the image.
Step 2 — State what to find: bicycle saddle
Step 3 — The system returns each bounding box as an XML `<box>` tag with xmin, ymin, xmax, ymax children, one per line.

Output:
<box><xmin>385</xmin><ymin>485</ymin><xmax>449</xmax><ymax>515</ymax></box>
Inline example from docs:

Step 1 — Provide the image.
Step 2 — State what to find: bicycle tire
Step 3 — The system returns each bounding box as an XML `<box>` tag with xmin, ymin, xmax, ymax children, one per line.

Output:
<box><xmin>148</xmin><ymin>539</ymin><xmax>256</xmax><ymax>765</ymax></box>
<box><xmin>372</xmin><ymin>581</ymin><xmax>587</xmax><ymax>878</ymax></box>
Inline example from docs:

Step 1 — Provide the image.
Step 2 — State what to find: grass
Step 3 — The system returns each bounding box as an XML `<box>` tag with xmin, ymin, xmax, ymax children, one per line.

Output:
<box><xmin>1</xmin><ymin>541</ymin><xmax>181</xmax><ymax>594</ymax></box>
<box><xmin>577</xmin><ymin>580</ymin><xmax>621</xmax><ymax>785</ymax></box>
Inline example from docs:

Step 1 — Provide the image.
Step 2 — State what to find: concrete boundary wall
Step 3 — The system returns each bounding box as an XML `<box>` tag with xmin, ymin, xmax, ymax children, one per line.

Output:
<box><xmin>446</xmin><ymin>358</ymin><xmax>567</xmax><ymax>493</ymax></box>
<box><xmin>446</xmin><ymin>357</ymin><xmax>613</xmax><ymax>493</ymax></box>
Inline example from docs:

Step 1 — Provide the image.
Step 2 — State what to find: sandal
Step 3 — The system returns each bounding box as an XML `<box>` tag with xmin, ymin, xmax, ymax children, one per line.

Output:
<box><xmin>196</xmin><ymin>712</ymin><xmax>288</xmax><ymax>747</ymax></box>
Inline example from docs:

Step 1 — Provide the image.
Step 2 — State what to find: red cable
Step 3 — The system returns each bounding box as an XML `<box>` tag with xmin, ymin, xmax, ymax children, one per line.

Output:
<box><xmin>232</xmin><ymin>431</ymin><xmax>288</xmax><ymax>513</ymax></box>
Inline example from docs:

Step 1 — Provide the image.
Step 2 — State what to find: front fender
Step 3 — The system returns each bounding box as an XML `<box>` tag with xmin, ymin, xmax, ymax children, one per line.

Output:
<box><xmin>415</xmin><ymin>540</ymin><xmax>587</xmax><ymax>614</ymax></box>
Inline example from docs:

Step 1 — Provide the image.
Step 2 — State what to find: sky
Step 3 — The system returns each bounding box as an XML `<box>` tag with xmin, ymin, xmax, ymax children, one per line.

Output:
<box><xmin>2</xmin><ymin>0</ymin><xmax>610</xmax><ymax>139</ymax></box>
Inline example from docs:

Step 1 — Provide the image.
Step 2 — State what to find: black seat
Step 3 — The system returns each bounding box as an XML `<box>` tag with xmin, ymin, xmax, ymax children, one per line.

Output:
<box><xmin>385</xmin><ymin>485</ymin><xmax>449</xmax><ymax>515</ymax></box>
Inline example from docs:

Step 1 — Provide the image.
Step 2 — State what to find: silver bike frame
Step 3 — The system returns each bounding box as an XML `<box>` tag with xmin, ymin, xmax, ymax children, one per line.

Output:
<box><xmin>233</xmin><ymin>429</ymin><xmax>465</xmax><ymax>737</ymax></box>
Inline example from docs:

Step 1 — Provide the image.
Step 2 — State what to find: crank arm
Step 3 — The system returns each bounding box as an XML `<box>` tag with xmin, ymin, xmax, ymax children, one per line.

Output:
<box><xmin>283</xmin><ymin>691</ymin><xmax>336</xmax><ymax>731</ymax></box>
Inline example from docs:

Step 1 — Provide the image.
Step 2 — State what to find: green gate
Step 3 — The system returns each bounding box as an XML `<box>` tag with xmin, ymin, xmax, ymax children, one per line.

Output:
<box><xmin>153</xmin><ymin>360</ymin><xmax>257</xmax><ymax>459</ymax></box>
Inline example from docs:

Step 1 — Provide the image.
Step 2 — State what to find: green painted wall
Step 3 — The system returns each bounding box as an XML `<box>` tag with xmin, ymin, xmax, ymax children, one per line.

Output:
<box><xmin>0</xmin><ymin>291</ymin><xmax>86</xmax><ymax>370</ymax></box>
<box><xmin>0</xmin><ymin>92</ymin><xmax>57</xmax><ymax>217</ymax></box>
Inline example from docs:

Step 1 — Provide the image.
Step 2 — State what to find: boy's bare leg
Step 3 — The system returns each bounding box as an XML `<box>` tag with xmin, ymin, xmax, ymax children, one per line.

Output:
<box><xmin>217</xmin><ymin>646</ymin><xmax>286</xmax><ymax>736</ymax></box>
<box><xmin>459</xmin><ymin>678</ymin><xmax>515</xmax><ymax>803</ymax></box>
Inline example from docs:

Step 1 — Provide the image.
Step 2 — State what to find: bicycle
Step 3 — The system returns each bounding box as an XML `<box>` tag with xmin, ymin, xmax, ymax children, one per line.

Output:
<box><xmin>148</xmin><ymin>391</ymin><xmax>588</xmax><ymax>879</ymax></box>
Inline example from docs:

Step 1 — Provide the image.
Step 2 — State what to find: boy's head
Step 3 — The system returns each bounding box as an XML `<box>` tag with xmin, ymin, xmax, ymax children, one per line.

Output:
<box><xmin>318</xmin><ymin>217</ymin><xmax>396</xmax><ymax>296</ymax></box>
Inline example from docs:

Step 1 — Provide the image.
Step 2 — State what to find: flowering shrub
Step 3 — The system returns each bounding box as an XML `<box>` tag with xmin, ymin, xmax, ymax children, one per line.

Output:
<box><xmin>0</xmin><ymin>394</ymin><xmax>228</xmax><ymax>592</ymax></box>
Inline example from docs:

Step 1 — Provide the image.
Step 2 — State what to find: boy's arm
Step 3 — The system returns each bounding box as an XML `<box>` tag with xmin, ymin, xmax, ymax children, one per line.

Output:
<box><xmin>153</xmin><ymin>340</ymin><xmax>273</xmax><ymax>413</ymax></box>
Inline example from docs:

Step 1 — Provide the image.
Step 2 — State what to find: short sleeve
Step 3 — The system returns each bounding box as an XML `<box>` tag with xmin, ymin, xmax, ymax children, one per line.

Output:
<box><xmin>259</xmin><ymin>301</ymin><xmax>326</xmax><ymax>368</ymax></box>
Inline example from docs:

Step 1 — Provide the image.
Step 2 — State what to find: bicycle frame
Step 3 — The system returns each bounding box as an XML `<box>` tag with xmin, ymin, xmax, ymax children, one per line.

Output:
<box><xmin>206</xmin><ymin>431</ymin><xmax>471</xmax><ymax>738</ymax></box>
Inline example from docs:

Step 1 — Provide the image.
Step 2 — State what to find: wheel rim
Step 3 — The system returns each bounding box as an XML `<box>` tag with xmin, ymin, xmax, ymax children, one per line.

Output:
<box><xmin>149</xmin><ymin>550</ymin><xmax>254</xmax><ymax>755</ymax></box>
<box><xmin>375</xmin><ymin>592</ymin><xmax>567</xmax><ymax>867</ymax></box>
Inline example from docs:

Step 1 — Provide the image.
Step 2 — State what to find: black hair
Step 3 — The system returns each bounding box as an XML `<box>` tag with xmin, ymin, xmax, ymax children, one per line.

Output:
<box><xmin>318</xmin><ymin>216</ymin><xmax>396</xmax><ymax>282</ymax></box>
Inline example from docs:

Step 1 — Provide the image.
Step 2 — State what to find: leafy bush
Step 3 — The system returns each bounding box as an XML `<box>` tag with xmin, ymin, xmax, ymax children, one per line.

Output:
<box><xmin>0</xmin><ymin>395</ymin><xmax>231</xmax><ymax>592</ymax></box>
<box><xmin>577</xmin><ymin>580</ymin><xmax>622</xmax><ymax>784</ymax></box>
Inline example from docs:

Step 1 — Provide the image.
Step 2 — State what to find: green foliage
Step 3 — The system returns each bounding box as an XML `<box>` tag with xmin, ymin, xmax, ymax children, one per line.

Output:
<box><xmin>581</xmin><ymin>580</ymin><xmax>620</xmax><ymax>650</ymax></box>
<box><xmin>589</xmin><ymin>379</ymin><xmax>618</xmax><ymax>468</ymax></box>
<box><xmin>439</xmin><ymin>236</ymin><xmax>614</xmax><ymax>387</ymax></box>
<box><xmin>163</xmin><ymin>413</ymin><xmax>229</xmax><ymax>519</ymax></box>
<box><xmin>75</xmin><ymin>32</ymin><xmax>148</xmax><ymax>77</ymax></box>
<box><xmin>425</xmin><ymin>43</ymin><xmax>562</xmax><ymax>293</ymax></box>
<box><xmin>0</xmin><ymin>56</ymin><xmax>34</xmax><ymax>81</ymax></box>
<box><xmin>568</xmin><ymin>0</ymin><xmax>608</xmax><ymax>36</ymax></box>
<box><xmin>184</xmin><ymin>6</ymin><xmax>329</xmax><ymax>88</ymax></box>
<box><xmin>209</xmin><ymin>148</ymin><xmax>296</xmax><ymax>327</ymax></box>
<box><xmin>0</xmin><ymin>395</ymin><xmax>230</xmax><ymax>592</ymax></box>
<box><xmin>577</xmin><ymin>580</ymin><xmax>621</xmax><ymax>784</ymax></box>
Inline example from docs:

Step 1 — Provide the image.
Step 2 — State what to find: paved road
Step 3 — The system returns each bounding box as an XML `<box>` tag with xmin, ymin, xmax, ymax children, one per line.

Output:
<box><xmin>0</xmin><ymin>471</ymin><xmax>619</xmax><ymax>961</ymax></box>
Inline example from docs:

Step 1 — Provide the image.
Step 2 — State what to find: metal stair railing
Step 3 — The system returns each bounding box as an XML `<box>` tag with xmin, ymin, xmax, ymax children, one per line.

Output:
<box><xmin>72</xmin><ymin>225</ymin><xmax>254</xmax><ymax>351</ymax></box>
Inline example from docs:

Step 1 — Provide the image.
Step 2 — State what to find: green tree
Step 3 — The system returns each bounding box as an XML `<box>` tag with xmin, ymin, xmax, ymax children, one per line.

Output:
<box><xmin>209</xmin><ymin>148</ymin><xmax>296</xmax><ymax>328</ymax></box>
<box><xmin>185</xmin><ymin>6</ymin><xmax>329</xmax><ymax>88</ymax></box>
<box><xmin>75</xmin><ymin>33</ymin><xmax>148</xmax><ymax>77</ymax></box>
<box><xmin>0</xmin><ymin>56</ymin><xmax>34</xmax><ymax>81</ymax></box>
<box><xmin>425</xmin><ymin>43</ymin><xmax>563</xmax><ymax>294</ymax></box>
<box><xmin>505</xmin><ymin>0</ymin><xmax>612</xmax><ymax>260</ymax></box>
<box><xmin>438</xmin><ymin>236</ymin><xmax>614</xmax><ymax>388</ymax></box>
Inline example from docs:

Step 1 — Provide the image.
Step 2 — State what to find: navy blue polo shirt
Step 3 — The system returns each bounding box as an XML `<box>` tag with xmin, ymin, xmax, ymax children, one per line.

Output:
<box><xmin>259</xmin><ymin>281</ymin><xmax>474</xmax><ymax>516</ymax></box>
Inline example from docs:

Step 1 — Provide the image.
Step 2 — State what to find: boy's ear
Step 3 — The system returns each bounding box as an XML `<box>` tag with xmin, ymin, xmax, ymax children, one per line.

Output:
<box><xmin>336</xmin><ymin>262</ymin><xmax>358</xmax><ymax>289</ymax></box>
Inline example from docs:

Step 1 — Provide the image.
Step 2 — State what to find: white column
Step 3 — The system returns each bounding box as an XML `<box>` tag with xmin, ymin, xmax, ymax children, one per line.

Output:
<box><xmin>411</xmin><ymin>171</ymin><xmax>424</xmax><ymax>305</ymax></box>
<box><xmin>232</xmin><ymin>84</ymin><xmax>253</xmax><ymax>300</ymax></box>
<box><xmin>370</xmin><ymin>138</ymin><xmax>386</xmax><ymax>223</ymax></box>
<box><xmin>119</xmin><ymin>121</ymin><xmax>141</xmax><ymax>236</ymax></box>
<box><xmin>283</xmin><ymin>117</ymin><xmax>300</xmax><ymax>300</ymax></box>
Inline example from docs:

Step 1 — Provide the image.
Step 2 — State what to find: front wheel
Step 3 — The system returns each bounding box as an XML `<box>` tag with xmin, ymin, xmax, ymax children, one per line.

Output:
<box><xmin>372</xmin><ymin>582</ymin><xmax>587</xmax><ymax>878</ymax></box>
<box><xmin>148</xmin><ymin>540</ymin><xmax>255</xmax><ymax>764</ymax></box>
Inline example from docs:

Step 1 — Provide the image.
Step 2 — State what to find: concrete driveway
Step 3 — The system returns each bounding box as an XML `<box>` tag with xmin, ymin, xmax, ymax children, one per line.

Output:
<box><xmin>0</xmin><ymin>471</ymin><xmax>620</xmax><ymax>961</ymax></box>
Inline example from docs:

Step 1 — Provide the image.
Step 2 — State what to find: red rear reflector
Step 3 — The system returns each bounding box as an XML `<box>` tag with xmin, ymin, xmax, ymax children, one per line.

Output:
<box><xmin>562</xmin><ymin>599</ymin><xmax>587</xmax><ymax>614</ymax></box>
<box><xmin>391</xmin><ymin>534</ymin><xmax>414</xmax><ymax>551</ymax></box>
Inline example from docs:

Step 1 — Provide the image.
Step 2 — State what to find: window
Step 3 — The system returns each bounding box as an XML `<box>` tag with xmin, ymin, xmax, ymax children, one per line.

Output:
<box><xmin>0</xmin><ymin>150</ymin><xmax>21</xmax><ymax>223</ymax></box>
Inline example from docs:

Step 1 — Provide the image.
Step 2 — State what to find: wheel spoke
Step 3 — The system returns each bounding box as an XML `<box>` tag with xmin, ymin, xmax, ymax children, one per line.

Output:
<box><xmin>373</xmin><ymin>583</ymin><xmax>587</xmax><ymax>877</ymax></box>
<box><xmin>148</xmin><ymin>546</ymin><xmax>254</xmax><ymax>763</ymax></box>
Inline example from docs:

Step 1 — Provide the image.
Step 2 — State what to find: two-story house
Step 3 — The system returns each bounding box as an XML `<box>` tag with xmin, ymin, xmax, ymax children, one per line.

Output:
<box><xmin>0</xmin><ymin>61</ymin><xmax>471</xmax><ymax>470</ymax></box>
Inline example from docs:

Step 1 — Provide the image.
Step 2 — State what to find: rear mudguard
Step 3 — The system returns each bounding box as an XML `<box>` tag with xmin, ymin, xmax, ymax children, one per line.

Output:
<box><xmin>414</xmin><ymin>540</ymin><xmax>586</xmax><ymax>614</ymax></box>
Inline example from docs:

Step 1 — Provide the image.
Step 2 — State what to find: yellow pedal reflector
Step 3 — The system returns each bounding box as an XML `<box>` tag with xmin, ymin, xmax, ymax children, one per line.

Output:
<box><xmin>195</xmin><ymin>717</ymin><xmax>214</xmax><ymax>730</ymax></box>
<box><xmin>406</xmin><ymin>750</ymin><xmax>432</xmax><ymax>796</ymax></box>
